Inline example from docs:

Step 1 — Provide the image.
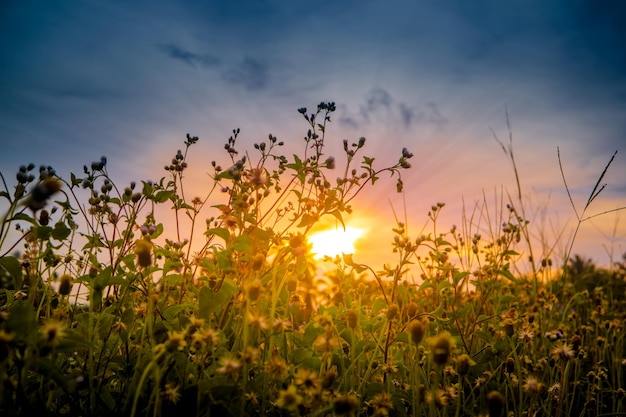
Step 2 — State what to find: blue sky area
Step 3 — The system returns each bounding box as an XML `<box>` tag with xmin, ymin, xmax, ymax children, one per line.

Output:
<box><xmin>1</xmin><ymin>0</ymin><xmax>625</xmax><ymax>267</ymax></box>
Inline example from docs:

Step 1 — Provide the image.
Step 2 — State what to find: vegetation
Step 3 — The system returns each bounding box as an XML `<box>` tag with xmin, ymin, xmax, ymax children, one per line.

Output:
<box><xmin>0</xmin><ymin>102</ymin><xmax>625</xmax><ymax>417</ymax></box>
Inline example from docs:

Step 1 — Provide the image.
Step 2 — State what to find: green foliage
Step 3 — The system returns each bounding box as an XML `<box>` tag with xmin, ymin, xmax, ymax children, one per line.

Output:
<box><xmin>0</xmin><ymin>102</ymin><xmax>625</xmax><ymax>417</ymax></box>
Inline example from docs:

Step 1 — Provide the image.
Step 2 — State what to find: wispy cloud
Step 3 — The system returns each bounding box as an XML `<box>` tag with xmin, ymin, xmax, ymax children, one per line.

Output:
<box><xmin>340</xmin><ymin>88</ymin><xmax>448</xmax><ymax>129</ymax></box>
<box><xmin>157</xmin><ymin>43</ymin><xmax>220</xmax><ymax>68</ymax></box>
<box><xmin>222</xmin><ymin>57</ymin><xmax>269</xmax><ymax>91</ymax></box>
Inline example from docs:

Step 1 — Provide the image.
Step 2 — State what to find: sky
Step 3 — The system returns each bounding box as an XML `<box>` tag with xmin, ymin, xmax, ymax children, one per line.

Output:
<box><xmin>1</xmin><ymin>0</ymin><xmax>625</xmax><ymax>270</ymax></box>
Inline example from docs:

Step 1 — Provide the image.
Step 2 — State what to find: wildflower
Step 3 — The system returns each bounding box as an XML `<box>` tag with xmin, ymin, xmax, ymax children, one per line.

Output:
<box><xmin>456</xmin><ymin>353</ymin><xmax>476</xmax><ymax>376</ymax></box>
<box><xmin>294</xmin><ymin>368</ymin><xmax>321</xmax><ymax>394</ymax></box>
<box><xmin>518</xmin><ymin>325</ymin><xmax>534</xmax><ymax>344</ymax></box>
<box><xmin>241</xmin><ymin>346</ymin><xmax>260</xmax><ymax>365</ymax></box>
<box><xmin>245</xmin><ymin>392</ymin><xmax>260</xmax><ymax>406</ymax></box>
<box><xmin>272</xmin><ymin>317</ymin><xmax>291</xmax><ymax>333</ymax></box>
<box><xmin>425</xmin><ymin>388</ymin><xmax>449</xmax><ymax>407</ymax></box>
<box><xmin>245</xmin><ymin>167</ymin><xmax>267</xmax><ymax>186</ymax></box>
<box><xmin>408</xmin><ymin>319</ymin><xmax>427</xmax><ymax>345</ymax></box>
<box><xmin>429</xmin><ymin>331</ymin><xmax>455</xmax><ymax>366</ymax></box>
<box><xmin>58</xmin><ymin>274</ymin><xmax>73</xmax><ymax>296</ymax></box>
<box><xmin>164</xmin><ymin>330</ymin><xmax>187</xmax><ymax>352</ymax></box>
<box><xmin>264</xmin><ymin>356</ymin><xmax>289</xmax><ymax>379</ymax></box>
<box><xmin>345</xmin><ymin>310</ymin><xmax>359</xmax><ymax>330</ymax></box>
<box><xmin>25</xmin><ymin>177</ymin><xmax>62</xmax><ymax>212</ymax></box>
<box><xmin>333</xmin><ymin>393</ymin><xmax>358</xmax><ymax>415</ymax></box>
<box><xmin>551</xmin><ymin>341</ymin><xmax>574</xmax><ymax>362</ymax></box>
<box><xmin>314</xmin><ymin>312</ymin><xmax>334</xmax><ymax>328</ymax></box>
<box><xmin>444</xmin><ymin>385</ymin><xmax>458</xmax><ymax>402</ymax></box>
<box><xmin>245</xmin><ymin>279</ymin><xmax>264</xmax><ymax>301</ymax></box>
<box><xmin>322</xmin><ymin>366</ymin><xmax>338</xmax><ymax>389</ymax></box>
<box><xmin>313</xmin><ymin>330</ymin><xmax>340</xmax><ymax>353</ymax></box>
<box><xmin>223</xmin><ymin>215</ymin><xmax>238</xmax><ymax>228</ymax></box>
<box><xmin>193</xmin><ymin>327</ymin><xmax>219</xmax><ymax>350</ymax></box>
<box><xmin>289</xmin><ymin>233</ymin><xmax>307</xmax><ymax>256</ymax></box>
<box><xmin>217</xmin><ymin>356</ymin><xmax>242</xmax><ymax>381</ymax></box>
<box><xmin>162</xmin><ymin>382</ymin><xmax>181</xmax><ymax>404</ymax></box>
<box><xmin>386</xmin><ymin>304</ymin><xmax>400</xmax><ymax>320</ymax></box>
<box><xmin>250</xmin><ymin>253</ymin><xmax>265</xmax><ymax>271</ymax></box>
<box><xmin>486</xmin><ymin>391</ymin><xmax>505</xmax><ymax>417</ymax></box>
<box><xmin>443</xmin><ymin>365</ymin><xmax>457</xmax><ymax>377</ymax></box>
<box><xmin>548</xmin><ymin>383</ymin><xmax>561</xmax><ymax>399</ymax></box>
<box><xmin>135</xmin><ymin>238</ymin><xmax>153</xmax><ymax>268</ymax></box>
<box><xmin>368</xmin><ymin>391</ymin><xmax>393</xmax><ymax>416</ymax></box>
<box><xmin>382</xmin><ymin>361</ymin><xmax>398</xmax><ymax>375</ymax></box>
<box><xmin>42</xmin><ymin>320</ymin><xmax>65</xmax><ymax>346</ymax></box>
<box><xmin>522</xmin><ymin>377</ymin><xmax>544</xmax><ymax>395</ymax></box>
<box><xmin>503</xmin><ymin>319</ymin><xmax>515</xmax><ymax>337</ymax></box>
<box><xmin>248</xmin><ymin>312</ymin><xmax>269</xmax><ymax>331</ymax></box>
<box><xmin>275</xmin><ymin>384</ymin><xmax>302</xmax><ymax>412</ymax></box>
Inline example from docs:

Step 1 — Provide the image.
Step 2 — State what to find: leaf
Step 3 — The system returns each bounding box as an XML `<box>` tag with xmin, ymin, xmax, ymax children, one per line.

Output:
<box><xmin>82</xmin><ymin>233</ymin><xmax>105</xmax><ymax>250</ymax></box>
<box><xmin>371</xmin><ymin>298</ymin><xmax>387</xmax><ymax>315</ymax></box>
<box><xmin>6</xmin><ymin>301</ymin><xmax>37</xmax><ymax>341</ymax></box>
<box><xmin>497</xmin><ymin>268</ymin><xmax>517</xmax><ymax>283</ymax></box>
<box><xmin>296</xmin><ymin>213</ymin><xmax>317</xmax><ymax>228</ymax></box>
<box><xmin>0</xmin><ymin>256</ymin><xmax>23</xmax><ymax>289</ymax></box>
<box><xmin>51</xmin><ymin>221</ymin><xmax>72</xmax><ymax>241</ymax></box>
<box><xmin>10</xmin><ymin>212</ymin><xmax>37</xmax><ymax>223</ymax></box>
<box><xmin>329</xmin><ymin>210</ymin><xmax>346</xmax><ymax>230</ymax></box>
<box><xmin>70</xmin><ymin>172</ymin><xmax>82</xmax><ymax>187</ymax></box>
<box><xmin>163</xmin><ymin>304</ymin><xmax>187</xmax><ymax>321</ymax></box>
<box><xmin>452</xmin><ymin>271</ymin><xmax>471</xmax><ymax>285</ymax></box>
<box><xmin>205</xmin><ymin>227</ymin><xmax>230</xmax><ymax>243</ymax></box>
<box><xmin>34</xmin><ymin>226</ymin><xmax>52</xmax><ymax>240</ymax></box>
<box><xmin>154</xmin><ymin>190</ymin><xmax>175</xmax><ymax>203</ymax></box>
<box><xmin>198</xmin><ymin>279</ymin><xmax>237</xmax><ymax>320</ymax></box>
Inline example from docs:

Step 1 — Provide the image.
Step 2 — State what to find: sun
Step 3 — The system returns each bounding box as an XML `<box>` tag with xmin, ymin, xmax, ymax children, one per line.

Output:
<box><xmin>308</xmin><ymin>227</ymin><xmax>365</xmax><ymax>259</ymax></box>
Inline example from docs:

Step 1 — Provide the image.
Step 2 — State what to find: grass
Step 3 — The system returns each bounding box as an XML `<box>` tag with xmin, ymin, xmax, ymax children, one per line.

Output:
<box><xmin>0</xmin><ymin>102</ymin><xmax>625</xmax><ymax>417</ymax></box>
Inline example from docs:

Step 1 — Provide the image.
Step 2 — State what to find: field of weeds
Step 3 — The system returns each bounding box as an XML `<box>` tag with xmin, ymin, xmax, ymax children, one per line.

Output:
<box><xmin>1</xmin><ymin>103</ymin><xmax>625</xmax><ymax>417</ymax></box>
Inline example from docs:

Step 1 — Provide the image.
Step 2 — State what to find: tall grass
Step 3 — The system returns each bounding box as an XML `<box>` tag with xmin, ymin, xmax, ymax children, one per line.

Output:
<box><xmin>0</xmin><ymin>102</ymin><xmax>625</xmax><ymax>417</ymax></box>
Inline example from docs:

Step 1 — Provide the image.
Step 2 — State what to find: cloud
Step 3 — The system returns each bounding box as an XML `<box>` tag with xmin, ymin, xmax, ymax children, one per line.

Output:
<box><xmin>340</xmin><ymin>88</ymin><xmax>448</xmax><ymax>129</ymax></box>
<box><xmin>222</xmin><ymin>57</ymin><xmax>268</xmax><ymax>91</ymax></box>
<box><xmin>157</xmin><ymin>43</ymin><xmax>220</xmax><ymax>68</ymax></box>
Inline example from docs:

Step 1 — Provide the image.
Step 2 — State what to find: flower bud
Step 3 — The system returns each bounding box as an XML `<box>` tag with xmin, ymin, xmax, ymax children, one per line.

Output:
<box><xmin>135</xmin><ymin>239</ymin><xmax>153</xmax><ymax>268</ymax></box>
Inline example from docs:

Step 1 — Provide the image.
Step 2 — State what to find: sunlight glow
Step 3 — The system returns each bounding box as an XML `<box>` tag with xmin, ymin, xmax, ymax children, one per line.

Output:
<box><xmin>309</xmin><ymin>227</ymin><xmax>365</xmax><ymax>259</ymax></box>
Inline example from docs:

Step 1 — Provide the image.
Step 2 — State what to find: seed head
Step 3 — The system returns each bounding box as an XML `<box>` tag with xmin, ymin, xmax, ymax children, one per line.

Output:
<box><xmin>456</xmin><ymin>353</ymin><xmax>476</xmax><ymax>376</ymax></box>
<box><xmin>333</xmin><ymin>393</ymin><xmax>358</xmax><ymax>415</ymax></box>
<box><xmin>58</xmin><ymin>274</ymin><xmax>72</xmax><ymax>296</ymax></box>
<box><xmin>429</xmin><ymin>331</ymin><xmax>455</xmax><ymax>366</ymax></box>
<box><xmin>408</xmin><ymin>319</ymin><xmax>427</xmax><ymax>345</ymax></box>
<box><xmin>486</xmin><ymin>391</ymin><xmax>505</xmax><ymax>417</ymax></box>
<box><xmin>135</xmin><ymin>239</ymin><xmax>153</xmax><ymax>268</ymax></box>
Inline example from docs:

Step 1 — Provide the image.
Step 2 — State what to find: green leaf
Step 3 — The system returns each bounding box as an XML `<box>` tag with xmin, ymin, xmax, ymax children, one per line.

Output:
<box><xmin>198</xmin><ymin>279</ymin><xmax>237</xmax><ymax>320</ymax></box>
<box><xmin>82</xmin><ymin>233</ymin><xmax>105</xmax><ymax>249</ymax></box>
<box><xmin>371</xmin><ymin>298</ymin><xmax>387</xmax><ymax>315</ymax></box>
<box><xmin>51</xmin><ymin>221</ymin><xmax>72</xmax><ymax>241</ymax></box>
<box><xmin>6</xmin><ymin>301</ymin><xmax>37</xmax><ymax>341</ymax></box>
<box><xmin>296</xmin><ymin>213</ymin><xmax>317</xmax><ymax>228</ymax></box>
<box><xmin>142</xmin><ymin>180</ymin><xmax>154</xmax><ymax>196</ymax></box>
<box><xmin>206</xmin><ymin>227</ymin><xmax>230</xmax><ymax>242</ymax></box>
<box><xmin>154</xmin><ymin>190</ymin><xmax>175</xmax><ymax>203</ymax></box>
<box><xmin>0</xmin><ymin>256</ymin><xmax>23</xmax><ymax>289</ymax></box>
<box><xmin>71</xmin><ymin>172</ymin><xmax>82</xmax><ymax>187</ymax></box>
<box><xmin>436</xmin><ymin>280</ymin><xmax>452</xmax><ymax>292</ymax></box>
<box><xmin>10</xmin><ymin>212</ymin><xmax>37</xmax><ymax>223</ymax></box>
<box><xmin>329</xmin><ymin>210</ymin><xmax>346</xmax><ymax>230</ymax></box>
<box><xmin>497</xmin><ymin>268</ymin><xmax>517</xmax><ymax>283</ymax></box>
<box><xmin>34</xmin><ymin>225</ymin><xmax>52</xmax><ymax>240</ymax></box>
<box><xmin>452</xmin><ymin>271</ymin><xmax>471</xmax><ymax>285</ymax></box>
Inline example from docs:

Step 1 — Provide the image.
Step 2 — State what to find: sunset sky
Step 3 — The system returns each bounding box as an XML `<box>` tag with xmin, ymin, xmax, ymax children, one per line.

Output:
<box><xmin>1</xmin><ymin>0</ymin><xmax>625</xmax><ymax>268</ymax></box>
